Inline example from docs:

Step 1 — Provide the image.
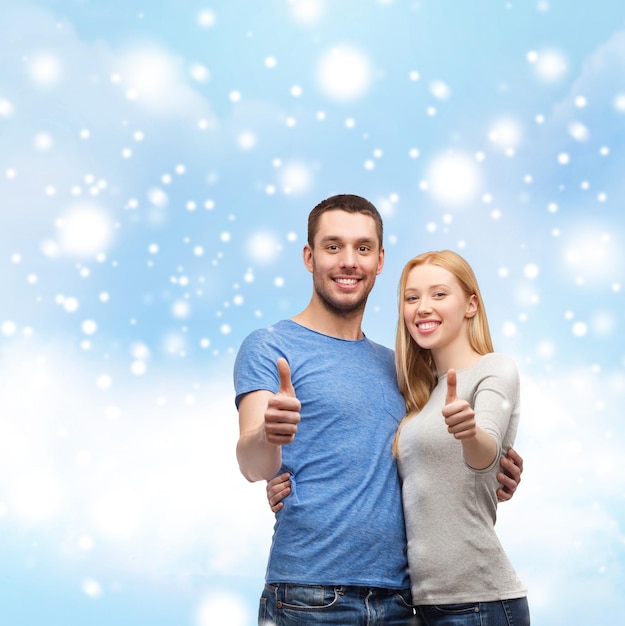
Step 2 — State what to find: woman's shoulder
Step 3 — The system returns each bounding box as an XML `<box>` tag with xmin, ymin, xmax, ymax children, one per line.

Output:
<box><xmin>477</xmin><ymin>352</ymin><xmax>519</xmax><ymax>379</ymax></box>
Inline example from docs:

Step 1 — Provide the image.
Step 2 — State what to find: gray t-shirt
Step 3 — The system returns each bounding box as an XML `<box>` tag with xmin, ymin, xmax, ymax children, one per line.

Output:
<box><xmin>397</xmin><ymin>352</ymin><xmax>527</xmax><ymax>605</ymax></box>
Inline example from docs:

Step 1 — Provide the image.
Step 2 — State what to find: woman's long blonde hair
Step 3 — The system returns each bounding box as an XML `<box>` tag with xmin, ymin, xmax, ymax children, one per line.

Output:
<box><xmin>392</xmin><ymin>250</ymin><xmax>494</xmax><ymax>457</ymax></box>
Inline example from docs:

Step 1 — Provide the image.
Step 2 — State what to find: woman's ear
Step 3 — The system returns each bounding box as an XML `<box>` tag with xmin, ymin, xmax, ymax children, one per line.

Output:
<box><xmin>465</xmin><ymin>294</ymin><xmax>479</xmax><ymax>318</ymax></box>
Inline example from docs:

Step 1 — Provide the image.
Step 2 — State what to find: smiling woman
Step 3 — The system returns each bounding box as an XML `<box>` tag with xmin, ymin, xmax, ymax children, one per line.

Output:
<box><xmin>394</xmin><ymin>250</ymin><xmax>529</xmax><ymax>625</ymax></box>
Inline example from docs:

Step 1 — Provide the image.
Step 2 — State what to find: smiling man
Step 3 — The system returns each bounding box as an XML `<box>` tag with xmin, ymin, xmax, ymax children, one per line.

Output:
<box><xmin>233</xmin><ymin>194</ymin><xmax>522</xmax><ymax>626</ymax></box>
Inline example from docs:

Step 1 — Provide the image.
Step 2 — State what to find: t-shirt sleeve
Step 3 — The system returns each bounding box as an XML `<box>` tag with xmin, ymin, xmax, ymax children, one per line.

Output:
<box><xmin>472</xmin><ymin>354</ymin><xmax>520</xmax><ymax>450</ymax></box>
<box><xmin>233</xmin><ymin>329</ymin><xmax>284</xmax><ymax>408</ymax></box>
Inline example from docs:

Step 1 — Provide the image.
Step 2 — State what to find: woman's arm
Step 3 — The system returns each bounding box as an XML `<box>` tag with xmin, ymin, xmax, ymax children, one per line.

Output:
<box><xmin>442</xmin><ymin>368</ymin><xmax>498</xmax><ymax>470</ymax></box>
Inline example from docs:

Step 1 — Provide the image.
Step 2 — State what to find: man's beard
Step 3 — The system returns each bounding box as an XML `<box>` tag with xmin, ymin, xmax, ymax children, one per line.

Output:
<box><xmin>312</xmin><ymin>274</ymin><xmax>371</xmax><ymax>318</ymax></box>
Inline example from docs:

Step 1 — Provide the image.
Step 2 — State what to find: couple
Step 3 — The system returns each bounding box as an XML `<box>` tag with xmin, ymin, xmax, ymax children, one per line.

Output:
<box><xmin>234</xmin><ymin>194</ymin><xmax>529</xmax><ymax>625</ymax></box>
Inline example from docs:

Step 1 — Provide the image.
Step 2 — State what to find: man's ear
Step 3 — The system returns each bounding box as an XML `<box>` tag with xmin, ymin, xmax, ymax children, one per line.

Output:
<box><xmin>303</xmin><ymin>244</ymin><xmax>313</xmax><ymax>273</ymax></box>
<box><xmin>376</xmin><ymin>247</ymin><xmax>385</xmax><ymax>276</ymax></box>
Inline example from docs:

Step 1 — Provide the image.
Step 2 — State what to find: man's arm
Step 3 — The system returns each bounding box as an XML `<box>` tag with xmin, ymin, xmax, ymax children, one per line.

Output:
<box><xmin>266</xmin><ymin>472</ymin><xmax>292</xmax><ymax>512</ymax></box>
<box><xmin>236</xmin><ymin>358</ymin><xmax>300</xmax><ymax>482</ymax></box>
<box><xmin>497</xmin><ymin>447</ymin><xmax>523</xmax><ymax>502</ymax></box>
<box><xmin>266</xmin><ymin>451</ymin><xmax>524</xmax><ymax>510</ymax></box>
<box><xmin>237</xmin><ymin>389</ymin><xmax>284</xmax><ymax>482</ymax></box>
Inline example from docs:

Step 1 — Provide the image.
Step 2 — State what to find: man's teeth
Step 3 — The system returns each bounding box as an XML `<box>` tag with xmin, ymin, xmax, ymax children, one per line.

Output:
<box><xmin>336</xmin><ymin>278</ymin><xmax>358</xmax><ymax>285</ymax></box>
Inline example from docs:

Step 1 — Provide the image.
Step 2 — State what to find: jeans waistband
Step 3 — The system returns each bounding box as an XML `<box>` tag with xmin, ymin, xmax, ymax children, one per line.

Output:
<box><xmin>267</xmin><ymin>583</ymin><xmax>406</xmax><ymax>597</ymax></box>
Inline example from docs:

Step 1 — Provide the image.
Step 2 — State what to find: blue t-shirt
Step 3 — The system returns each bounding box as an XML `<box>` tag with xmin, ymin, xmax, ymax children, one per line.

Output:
<box><xmin>234</xmin><ymin>319</ymin><xmax>410</xmax><ymax>589</ymax></box>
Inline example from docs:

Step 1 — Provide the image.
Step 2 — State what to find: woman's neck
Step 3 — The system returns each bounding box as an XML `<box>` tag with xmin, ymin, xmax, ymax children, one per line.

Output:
<box><xmin>433</xmin><ymin>344</ymin><xmax>482</xmax><ymax>375</ymax></box>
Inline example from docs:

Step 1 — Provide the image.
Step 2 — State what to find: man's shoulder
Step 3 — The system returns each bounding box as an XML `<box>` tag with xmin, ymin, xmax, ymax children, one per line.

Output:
<box><xmin>241</xmin><ymin>319</ymin><xmax>292</xmax><ymax>342</ymax></box>
<box><xmin>237</xmin><ymin>320</ymin><xmax>305</xmax><ymax>359</ymax></box>
<box><xmin>364</xmin><ymin>336</ymin><xmax>395</xmax><ymax>358</ymax></box>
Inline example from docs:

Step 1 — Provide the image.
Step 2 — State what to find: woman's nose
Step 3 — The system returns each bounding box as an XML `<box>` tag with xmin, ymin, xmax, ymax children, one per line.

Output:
<box><xmin>417</xmin><ymin>298</ymin><xmax>432</xmax><ymax>314</ymax></box>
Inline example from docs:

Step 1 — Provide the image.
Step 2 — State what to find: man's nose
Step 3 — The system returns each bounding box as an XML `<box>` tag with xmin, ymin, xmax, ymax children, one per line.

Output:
<box><xmin>339</xmin><ymin>248</ymin><xmax>357</xmax><ymax>268</ymax></box>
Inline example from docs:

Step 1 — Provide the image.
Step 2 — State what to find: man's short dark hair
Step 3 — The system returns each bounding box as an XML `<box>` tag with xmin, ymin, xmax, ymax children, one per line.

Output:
<box><xmin>307</xmin><ymin>194</ymin><xmax>383</xmax><ymax>249</ymax></box>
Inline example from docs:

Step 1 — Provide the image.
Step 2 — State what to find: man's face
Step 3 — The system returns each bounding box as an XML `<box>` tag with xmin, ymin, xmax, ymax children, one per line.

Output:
<box><xmin>304</xmin><ymin>210</ymin><xmax>384</xmax><ymax>315</ymax></box>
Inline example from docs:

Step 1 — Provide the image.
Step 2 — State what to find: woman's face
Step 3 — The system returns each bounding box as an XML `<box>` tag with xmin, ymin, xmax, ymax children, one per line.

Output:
<box><xmin>402</xmin><ymin>263</ymin><xmax>477</xmax><ymax>354</ymax></box>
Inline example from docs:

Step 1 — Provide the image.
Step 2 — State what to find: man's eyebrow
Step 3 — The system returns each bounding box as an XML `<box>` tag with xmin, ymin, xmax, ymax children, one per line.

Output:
<box><xmin>318</xmin><ymin>235</ymin><xmax>377</xmax><ymax>245</ymax></box>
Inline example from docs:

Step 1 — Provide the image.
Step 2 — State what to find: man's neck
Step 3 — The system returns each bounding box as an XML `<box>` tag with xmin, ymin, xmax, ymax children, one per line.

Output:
<box><xmin>292</xmin><ymin>301</ymin><xmax>365</xmax><ymax>341</ymax></box>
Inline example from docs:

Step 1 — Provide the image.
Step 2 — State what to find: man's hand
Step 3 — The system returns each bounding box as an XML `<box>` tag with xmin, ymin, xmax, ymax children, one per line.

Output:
<box><xmin>497</xmin><ymin>447</ymin><xmax>524</xmax><ymax>502</ymax></box>
<box><xmin>264</xmin><ymin>358</ymin><xmax>301</xmax><ymax>445</ymax></box>
<box><xmin>266</xmin><ymin>472</ymin><xmax>292</xmax><ymax>513</ymax></box>
<box><xmin>442</xmin><ymin>369</ymin><xmax>476</xmax><ymax>440</ymax></box>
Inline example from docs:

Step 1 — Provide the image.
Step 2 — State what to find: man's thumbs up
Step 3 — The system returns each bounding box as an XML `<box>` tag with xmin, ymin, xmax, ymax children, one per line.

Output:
<box><xmin>264</xmin><ymin>358</ymin><xmax>301</xmax><ymax>446</ymax></box>
<box><xmin>277</xmin><ymin>357</ymin><xmax>296</xmax><ymax>398</ymax></box>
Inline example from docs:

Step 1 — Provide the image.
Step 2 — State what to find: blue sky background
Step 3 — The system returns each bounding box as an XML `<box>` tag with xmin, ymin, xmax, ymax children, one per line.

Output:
<box><xmin>0</xmin><ymin>1</ymin><xmax>624</xmax><ymax>624</ymax></box>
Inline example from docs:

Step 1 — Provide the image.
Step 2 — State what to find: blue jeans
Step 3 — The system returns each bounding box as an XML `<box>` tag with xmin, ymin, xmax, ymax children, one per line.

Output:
<box><xmin>259</xmin><ymin>583</ymin><xmax>419</xmax><ymax>625</ymax></box>
<box><xmin>415</xmin><ymin>598</ymin><xmax>530</xmax><ymax>626</ymax></box>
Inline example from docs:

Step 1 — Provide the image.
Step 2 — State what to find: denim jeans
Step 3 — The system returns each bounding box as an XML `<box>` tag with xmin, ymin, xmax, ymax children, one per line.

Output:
<box><xmin>415</xmin><ymin>597</ymin><xmax>530</xmax><ymax>626</ymax></box>
<box><xmin>259</xmin><ymin>583</ymin><xmax>419</xmax><ymax>625</ymax></box>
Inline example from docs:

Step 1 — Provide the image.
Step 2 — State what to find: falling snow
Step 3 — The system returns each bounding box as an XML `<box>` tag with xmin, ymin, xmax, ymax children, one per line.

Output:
<box><xmin>0</xmin><ymin>1</ymin><xmax>624</xmax><ymax>626</ymax></box>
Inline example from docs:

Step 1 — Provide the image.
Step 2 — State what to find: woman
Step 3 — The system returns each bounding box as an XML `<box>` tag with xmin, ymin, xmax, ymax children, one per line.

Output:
<box><xmin>395</xmin><ymin>250</ymin><xmax>529</xmax><ymax>625</ymax></box>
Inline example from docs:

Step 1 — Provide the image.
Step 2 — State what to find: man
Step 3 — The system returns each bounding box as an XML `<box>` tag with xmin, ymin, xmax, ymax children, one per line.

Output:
<box><xmin>234</xmin><ymin>194</ymin><xmax>522</xmax><ymax>625</ymax></box>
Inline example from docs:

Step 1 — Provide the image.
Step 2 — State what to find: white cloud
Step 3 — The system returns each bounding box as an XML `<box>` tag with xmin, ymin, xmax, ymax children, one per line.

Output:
<box><xmin>551</xmin><ymin>29</ymin><xmax>625</xmax><ymax>127</ymax></box>
<box><xmin>290</xmin><ymin>0</ymin><xmax>327</xmax><ymax>25</ymax></box>
<box><xmin>316</xmin><ymin>45</ymin><xmax>372</xmax><ymax>101</ymax></box>
<box><xmin>8</xmin><ymin>469</ymin><xmax>64</xmax><ymax>524</ymax></box>
<box><xmin>497</xmin><ymin>369</ymin><xmax>625</xmax><ymax>618</ymax></box>
<box><xmin>0</xmin><ymin>339</ymin><xmax>272</xmax><ymax>581</ymax></box>
<box><xmin>114</xmin><ymin>45</ymin><xmax>211</xmax><ymax>117</ymax></box>
<box><xmin>531</xmin><ymin>48</ymin><xmax>568</xmax><ymax>82</ymax></box>
<box><xmin>194</xmin><ymin>591</ymin><xmax>252</xmax><ymax>626</ymax></box>
<box><xmin>279</xmin><ymin>161</ymin><xmax>313</xmax><ymax>194</ymax></box>
<box><xmin>57</xmin><ymin>204</ymin><xmax>114</xmax><ymax>257</ymax></box>
<box><xmin>429</xmin><ymin>80</ymin><xmax>451</xmax><ymax>100</ymax></box>
<box><xmin>560</xmin><ymin>225</ymin><xmax>621</xmax><ymax>285</ymax></box>
<box><xmin>0</xmin><ymin>3</ymin><xmax>219</xmax><ymax>244</ymax></box>
<box><xmin>488</xmin><ymin>117</ymin><xmax>523</xmax><ymax>151</ymax></box>
<box><xmin>247</xmin><ymin>230</ymin><xmax>282</xmax><ymax>263</ymax></box>
<box><xmin>426</xmin><ymin>152</ymin><xmax>482</xmax><ymax>207</ymax></box>
<box><xmin>197</xmin><ymin>9</ymin><xmax>217</xmax><ymax>29</ymax></box>
<box><xmin>0</xmin><ymin>97</ymin><xmax>15</xmax><ymax>117</ymax></box>
<box><xmin>28</xmin><ymin>52</ymin><xmax>64</xmax><ymax>86</ymax></box>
